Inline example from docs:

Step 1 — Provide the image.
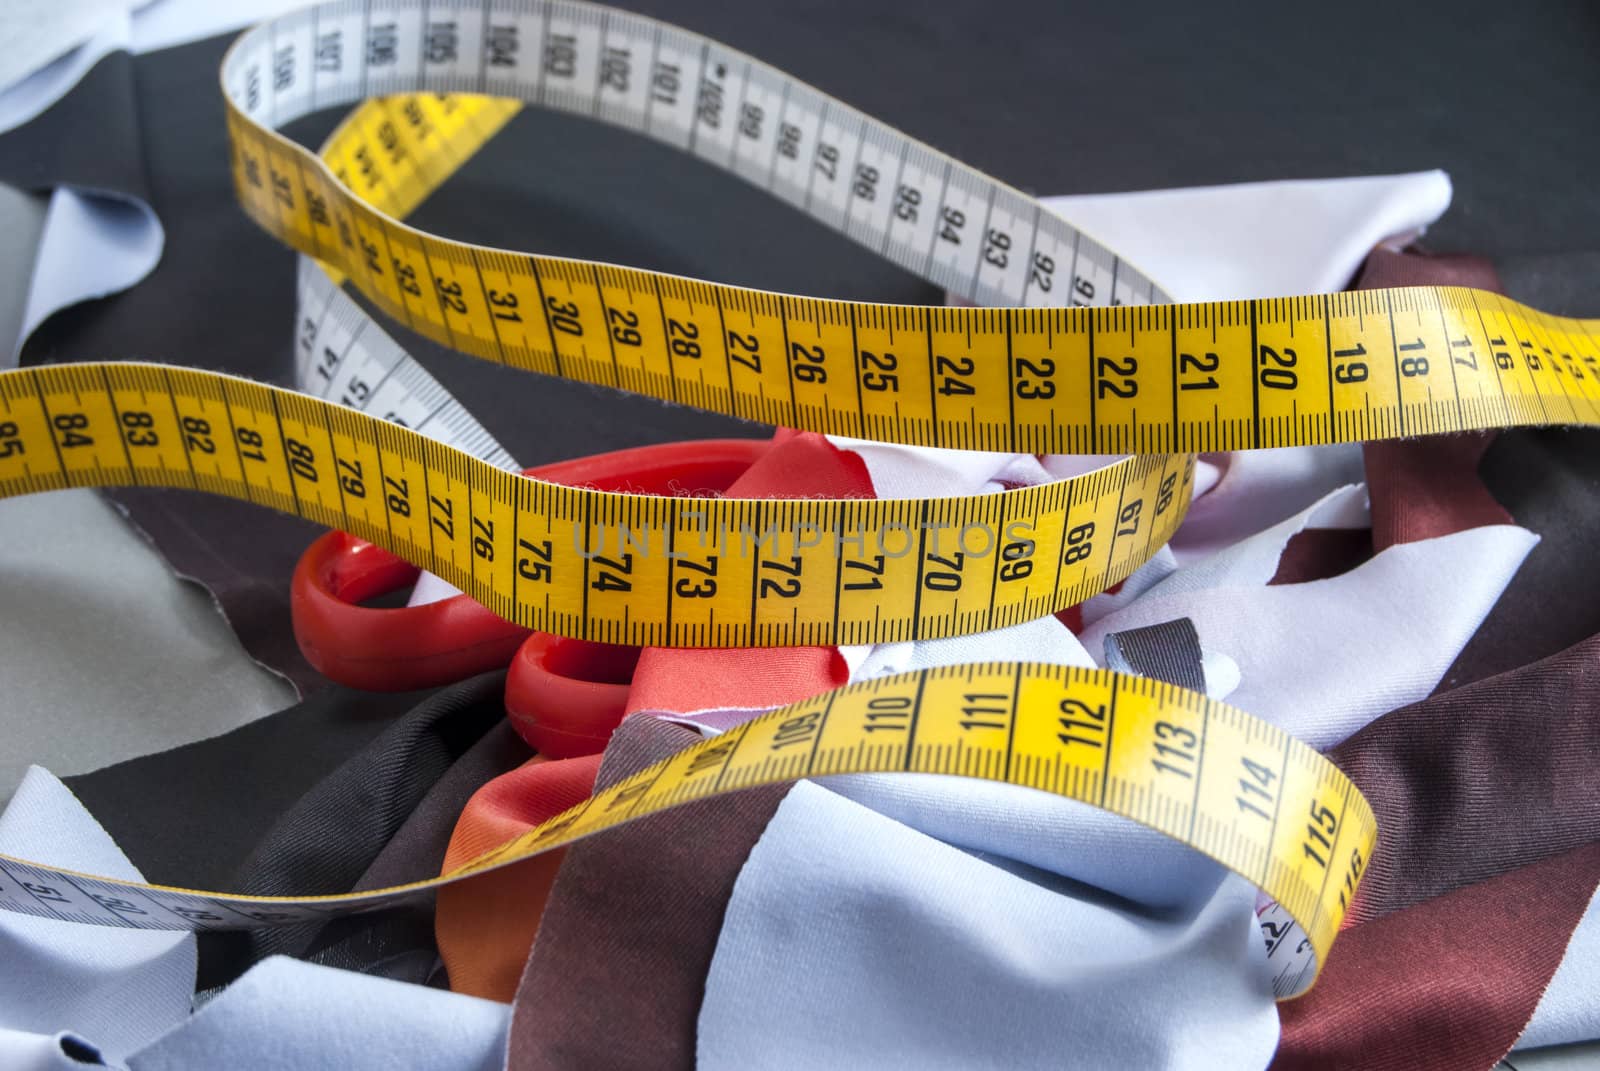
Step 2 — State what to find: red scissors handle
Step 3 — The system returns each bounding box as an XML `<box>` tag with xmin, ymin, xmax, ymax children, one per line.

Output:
<box><xmin>291</xmin><ymin>438</ymin><xmax>769</xmax><ymax>692</ymax></box>
<box><xmin>504</xmin><ymin>634</ymin><xmax>643</xmax><ymax>758</ymax></box>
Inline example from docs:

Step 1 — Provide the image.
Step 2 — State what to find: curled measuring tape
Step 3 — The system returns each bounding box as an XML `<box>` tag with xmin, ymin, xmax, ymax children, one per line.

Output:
<box><xmin>1</xmin><ymin>0</ymin><xmax>1596</xmax><ymax>997</ymax></box>
<box><xmin>0</xmin><ymin>359</ymin><xmax>1191</xmax><ymax>647</ymax></box>
<box><xmin>220</xmin><ymin>2</ymin><xmax>1600</xmax><ymax>456</ymax></box>
<box><xmin>0</xmin><ymin>663</ymin><xmax>1376</xmax><ymax>1001</ymax></box>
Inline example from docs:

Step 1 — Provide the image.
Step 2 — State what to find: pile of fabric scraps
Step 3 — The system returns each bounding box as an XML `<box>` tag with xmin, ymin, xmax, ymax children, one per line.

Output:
<box><xmin>0</xmin><ymin>4</ymin><xmax>1597</xmax><ymax>1070</ymax></box>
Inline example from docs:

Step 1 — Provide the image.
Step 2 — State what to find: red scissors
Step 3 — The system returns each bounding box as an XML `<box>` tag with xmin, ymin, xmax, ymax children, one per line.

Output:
<box><xmin>291</xmin><ymin>437</ymin><xmax>769</xmax><ymax>757</ymax></box>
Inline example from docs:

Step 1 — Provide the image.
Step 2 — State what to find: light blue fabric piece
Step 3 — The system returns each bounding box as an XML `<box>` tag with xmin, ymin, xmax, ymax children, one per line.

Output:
<box><xmin>128</xmin><ymin>957</ymin><xmax>510</xmax><ymax>1071</ymax></box>
<box><xmin>695</xmin><ymin>490</ymin><xmax>1534</xmax><ymax>1071</ymax></box>
<box><xmin>0</xmin><ymin>1027</ymin><xmax>110</xmax><ymax>1070</ymax></box>
<box><xmin>1136</xmin><ymin>484</ymin><xmax>1369</xmax><ymax>599</ymax></box>
<box><xmin>0</xmin><ymin>766</ymin><xmax>195</xmax><ymax>1065</ymax></box>
<box><xmin>817</xmin><ymin>774</ymin><xmax>1228</xmax><ymax>913</ymax></box>
<box><xmin>1078</xmin><ymin>524</ymin><xmax>1538</xmax><ymax>750</ymax></box>
<box><xmin>0</xmin><ymin>771</ymin><xmax>510</xmax><ymax>1071</ymax></box>
<box><xmin>699</xmin><ymin>781</ymin><xmax>1277</xmax><ymax>1070</ymax></box>
<box><xmin>1516</xmin><ymin>880</ymin><xmax>1600</xmax><ymax>1050</ymax></box>
<box><xmin>16</xmin><ymin>187</ymin><xmax>163</xmax><ymax>361</ymax></box>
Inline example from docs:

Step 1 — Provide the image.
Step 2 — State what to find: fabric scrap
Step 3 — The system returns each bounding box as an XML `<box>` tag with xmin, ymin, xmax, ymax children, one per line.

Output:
<box><xmin>1364</xmin><ymin>432</ymin><xmax>1510</xmax><ymax>553</ymax></box>
<box><xmin>1164</xmin><ymin>445</ymin><xmax>1368</xmax><ymax>567</ymax></box>
<box><xmin>1274</xmin><ymin>634</ymin><xmax>1600</xmax><ymax>1068</ymax></box>
<box><xmin>1518</xmin><ymin>880</ymin><xmax>1600</xmax><ymax>1050</ymax></box>
<box><xmin>0</xmin><ymin>767</ymin><xmax>195</xmax><ymax>1064</ymax></box>
<box><xmin>18</xmin><ymin>186</ymin><xmax>162</xmax><ymax>359</ymax></box>
<box><xmin>435</xmin><ymin>751</ymin><xmax>601</xmax><ymax>1002</ymax></box>
<box><xmin>0</xmin><ymin>487</ymin><xmax>293</xmax><ymax>802</ymax></box>
<box><xmin>1038</xmin><ymin>172</ymin><xmax>1451</xmax><ymax>303</ymax></box>
<box><xmin>1444</xmin><ymin>427</ymin><xmax>1600</xmax><ymax>689</ymax></box>
<box><xmin>128</xmin><ymin>956</ymin><xmax>510</xmax><ymax>1071</ymax></box>
<box><xmin>699</xmin><ymin>781</ymin><xmax>1277</xmax><ymax>1071</ymax></box>
<box><xmin>302</xmin><ymin>721</ymin><xmax>533</xmax><ymax>986</ymax></box>
<box><xmin>509</xmin><ymin>718</ymin><xmax>786</xmax><ymax>1071</ymax></box>
<box><xmin>1332</xmin><ymin>634</ymin><xmax>1600</xmax><ymax>926</ymax></box>
<box><xmin>1079</xmin><ymin>524</ymin><xmax>1536</xmax><ymax>749</ymax></box>
<box><xmin>1275</xmin><ymin>843</ymin><xmax>1600</xmax><ymax>1071</ymax></box>
<box><xmin>0</xmin><ymin>1028</ymin><xmax>109</xmax><ymax>1070</ymax></box>
<box><xmin>1268</xmin><ymin>527</ymin><xmax>1372</xmax><ymax>586</ymax></box>
<box><xmin>65</xmin><ymin>683</ymin><xmax>429</xmax><ymax>892</ymax></box>
<box><xmin>197</xmin><ymin>671</ymin><xmax>508</xmax><ymax>990</ymax></box>
<box><xmin>1103</xmin><ymin>617</ymin><xmax>1207</xmax><ymax>693</ymax></box>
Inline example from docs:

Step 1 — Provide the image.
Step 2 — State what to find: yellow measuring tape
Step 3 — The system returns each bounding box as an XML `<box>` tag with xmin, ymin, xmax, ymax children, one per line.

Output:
<box><xmin>0</xmin><ymin>361</ymin><xmax>1189</xmax><ymax>648</ymax></box>
<box><xmin>2</xmin><ymin>0</ymin><xmax>1594</xmax><ymax>997</ymax></box>
<box><xmin>0</xmin><ymin>663</ymin><xmax>1375</xmax><ymax>1002</ymax></box>
<box><xmin>221</xmin><ymin>13</ymin><xmax>1600</xmax><ymax>457</ymax></box>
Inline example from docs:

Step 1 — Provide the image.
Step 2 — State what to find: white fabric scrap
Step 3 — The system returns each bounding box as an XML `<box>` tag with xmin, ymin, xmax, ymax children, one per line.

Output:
<box><xmin>698</xmin><ymin>558</ymin><xmax>1278</xmax><ymax>1070</ymax></box>
<box><xmin>1042</xmin><ymin>171</ymin><xmax>1452</xmax><ymax>303</ymax></box>
<box><xmin>1141</xmin><ymin>483</ymin><xmax>1370</xmax><ymax>600</ymax></box>
<box><xmin>1166</xmin><ymin>445</ymin><xmax>1369</xmax><ymax>566</ymax></box>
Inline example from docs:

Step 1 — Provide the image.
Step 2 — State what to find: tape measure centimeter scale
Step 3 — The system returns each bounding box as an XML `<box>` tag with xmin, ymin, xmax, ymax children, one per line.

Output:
<box><xmin>0</xmin><ymin>662</ymin><xmax>1376</xmax><ymax>999</ymax></box>
<box><xmin>228</xmin><ymin>0</ymin><xmax>1597</xmax><ymax>655</ymax></box>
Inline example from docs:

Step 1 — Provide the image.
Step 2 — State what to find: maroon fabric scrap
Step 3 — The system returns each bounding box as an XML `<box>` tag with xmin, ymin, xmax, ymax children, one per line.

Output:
<box><xmin>1275</xmin><ymin>843</ymin><xmax>1600</xmax><ymax>1071</ymax></box>
<box><xmin>507</xmin><ymin>716</ymin><xmax>787</xmax><ymax>1071</ymax></box>
<box><xmin>1274</xmin><ymin>632</ymin><xmax>1600</xmax><ymax>1068</ymax></box>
